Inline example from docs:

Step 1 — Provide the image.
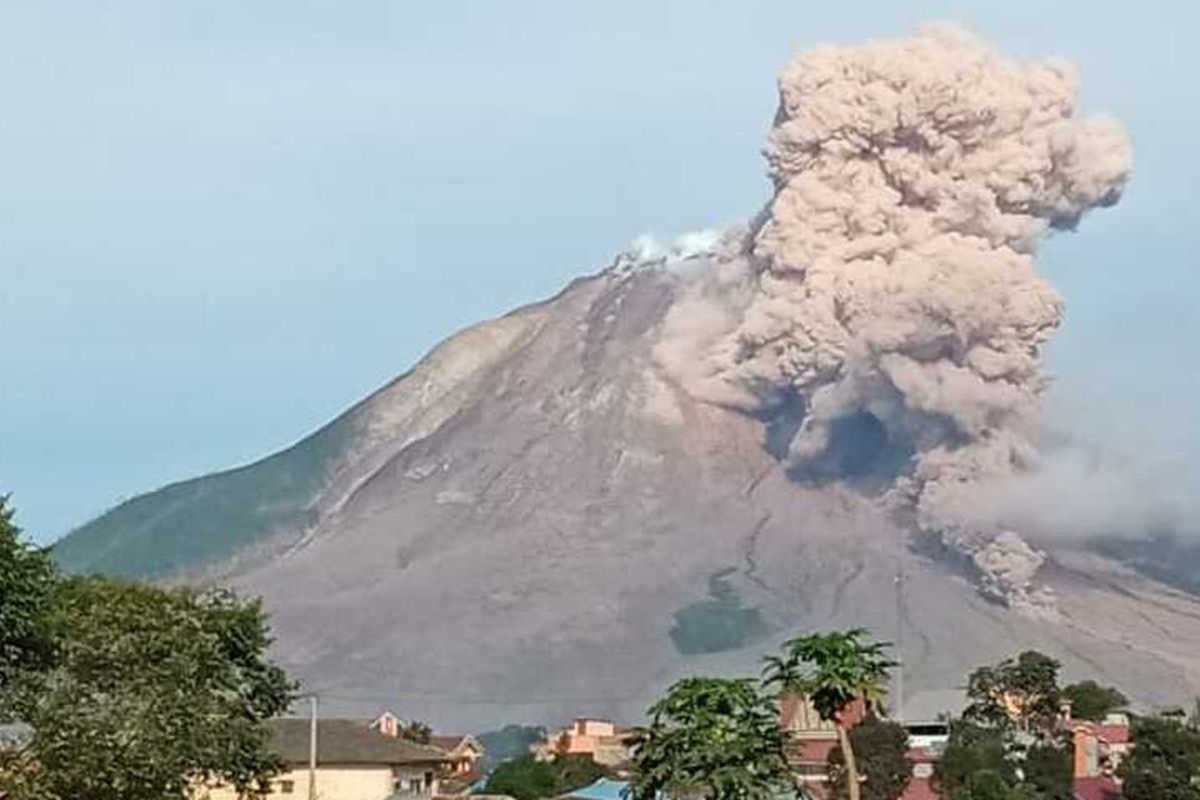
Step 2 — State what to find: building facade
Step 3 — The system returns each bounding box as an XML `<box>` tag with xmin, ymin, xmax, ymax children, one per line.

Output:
<box><xmin>533</xmin><ymin>719</ymin><xmax>639</xmax><ymax>772</ymax></box>
<box><xmin>195</xmin><ymin>718</ymin><xmax>451</xmax><ymax>800</ymax></box>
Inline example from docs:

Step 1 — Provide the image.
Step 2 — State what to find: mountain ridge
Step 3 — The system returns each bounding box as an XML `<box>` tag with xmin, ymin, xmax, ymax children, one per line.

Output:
<box><xmin>55</xmin><ymin>249</ymin><xmax>1200</xmax><ymax>729</ymax></box>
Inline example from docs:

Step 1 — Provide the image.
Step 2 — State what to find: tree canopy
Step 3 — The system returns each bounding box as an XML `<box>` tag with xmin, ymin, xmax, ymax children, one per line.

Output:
<box><xmin>933</xmin><ymin>720</ymin><xmax>1016</xmax><ymax>800</ymax></box>
<box><xmin>0</xmin><ymin>497</ymin><xmax>56</xmax><ymax>718</ymax></box>
<box><xmin>22</xmin><ymin>576</ymin><xmax>295</xmax><ymax>800</ymax></box>
<box><xmin>1061</xmin><ymin>680</ymin><xmax>1127</xmax><ymax>722</ymax></box>
<box><xmin>937</xmin><ymin>650</ymin><xmax>1076</xmax><ymax>800</ymax></box>
<box><xmin>963</xmin><ymin>650</ymin><xmax>1062</xmax><ymax>733</ymax></box>
<box><xmin>1119</xmin><ymin>715</ymin><xmax>1200</xmax><ymax>800</ymax></box>
<box><xmin>827</xmin><ymin>714</ymin><xmax>911</xmax><ymax>800</ymax></box>
<box><xmin>0</xmin><ymin>496</ymin><xmax>295</xmax><ymax>800</ymax></box>
<box><xmin>483</xmin><ymin>754</ymin><xmax>613</xmax><ymax>800</ymax></box>
<box><xmin>631</xmin><ymin>677</ymin><xmax>792</xmax><ymax>800</ymax></box>
<box><xmin>762</xmin><ymin>629</ymin><xmax>895</xmax><ymax>723</ymax></box>
<box><xmin>763</xmin><ymin>629</ymin><xmax>895</xmax><ymax>800</ymax></box>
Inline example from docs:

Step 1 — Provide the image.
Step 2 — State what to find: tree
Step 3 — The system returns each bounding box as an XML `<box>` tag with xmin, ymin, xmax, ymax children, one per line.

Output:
<box><xmin>763</xmin><ymin>629</ymin><xmax>895</xmax><ymax>800</ymax></box>
<box><xmin>401</xmin><ymin>720</ymin><xmax>433</xmax><ymax>744</ymax></box>
<box><xmin>827</xmin><ymin>714</ymin><xmax>910</xmax><ymax>800</ymax></box>
<box><xmin>554</xmin><ymin>753</ymin><xmax>612</xmax><ymax>794</ymax></box>
<box><xmin>1119</xmin><ymin>715</ymin><xmax>1200</xmax><ymax>800</ymax></box>
<box><xmin>0</xmin><ymin>497</ymin><xmax>57</xmax><ymax>719</ymax></box>
<box><xmin>1021</xmin><ymin>740</ymin><xmax>1072</xmax><ymax>800</ymax></box>
<box><xmin>19</xmin><ymin>576</ymin><xmax>295</xmax><ymax>800</ymax></box>
<box><xmin>483</xmin><ymin>754</ymin><xmax>612</xmax><ymax>800</ymax></box>
<box><xmin>631</xmin><ymin>677</ymin><xmax>792</xmax><ymax>800</ymax></box>
<box><xmin>483</xmin><ymin>755</ymin><xmax>562</xmax><ymax>800</ymax></box>
<box><xmin>933</xmin><ymin>720</ymin><xmax>1017</xmax><ymax>800</ymax></box>
<box><xmin>963</xmin><ymin>651</ymin><xmax>1062</xmax><ymax>734</ymax></box>
<box><xmin>965</xmin><ymin>770</ymin><xmax>1017</xmax><ymax>800</ymax></box>
<box><xmin>1061</xmin><ymin>680</ymin><xmax>1127</xmax><ymax>722</ymax></box>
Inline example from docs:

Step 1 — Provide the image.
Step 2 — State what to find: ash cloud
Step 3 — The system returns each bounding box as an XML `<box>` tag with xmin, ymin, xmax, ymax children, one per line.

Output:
<box><xmin>656</xmin><ymin>25</ymin><xmax>1133</xmax><ymax>610</ymax></box>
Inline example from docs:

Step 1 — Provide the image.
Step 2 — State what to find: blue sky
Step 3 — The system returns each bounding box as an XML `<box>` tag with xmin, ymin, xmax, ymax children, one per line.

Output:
<box><xmin>1</xmin><ymin>1</ymin><xmax>1197</xmax><ymax>543</ymax></box>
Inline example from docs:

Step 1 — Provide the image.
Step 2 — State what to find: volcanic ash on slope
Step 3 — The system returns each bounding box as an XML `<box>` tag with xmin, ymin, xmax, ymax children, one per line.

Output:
<box><xmin>657</xmin><ymin>25</ymin><xmax>1132</xmax><ymax>612</ymax></box>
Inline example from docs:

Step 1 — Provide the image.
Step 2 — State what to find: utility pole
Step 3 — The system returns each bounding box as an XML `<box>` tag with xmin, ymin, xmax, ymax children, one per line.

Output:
<box><xmin>296</xmin><ymin>693</ymin><xmax>318</xmax><ymax>800</ymax></box>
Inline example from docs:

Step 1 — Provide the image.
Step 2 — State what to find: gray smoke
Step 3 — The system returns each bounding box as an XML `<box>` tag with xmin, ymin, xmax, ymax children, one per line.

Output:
<box><xmin>656</xmin><ymin>25</ymin><xmax>1132</xmax><ymax>611</ymax></box>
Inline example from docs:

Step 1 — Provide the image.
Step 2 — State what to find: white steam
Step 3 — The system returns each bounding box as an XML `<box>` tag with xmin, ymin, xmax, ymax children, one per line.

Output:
<box><xmin>628</xmin><ymin>229</ymin><xmax>725</xmax><ymax>264</ymax></box>
<box><xmin>656</xmin><ymin>25</ymin><xmax>1133</xmax><ymax>609</ymax></box>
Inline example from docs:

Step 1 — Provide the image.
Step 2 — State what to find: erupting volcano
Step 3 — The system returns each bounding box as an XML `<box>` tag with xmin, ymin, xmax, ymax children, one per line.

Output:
<box><xmin>57</xmin><ymin>27</ymin><xmax>1200</xmax><ymax>729</ymax></box>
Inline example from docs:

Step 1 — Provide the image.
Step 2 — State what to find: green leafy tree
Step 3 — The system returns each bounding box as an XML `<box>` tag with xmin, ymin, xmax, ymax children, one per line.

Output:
<box><xmin>482</xmin><ymin>754</ymin><xmax>610</xmax><ymax>800</ymax></box>
<box><xmin>401</xmin><ymin>720</ymin><xmax>433</xmax><ymax>744</ymax></box>
<box><xmin>763</xmin><ymin>629</ymin><xmax>896</xmax><ymax>800</ymax></box>
<box><xmin>963</xmin><ymin>651</ymin><xmax>1062</xmax><ymax>734</ymax></box>
<box><xmin>1118</xmin><ymin>715</ymin><xmax>1200</xmax><ymax>800</ymax></box>
<box><xmin>483</xmin><ymin>755</ymin><xmax>562</xmax><ymax>800</ymax></box>
<box><xmin>966</xmin><ymin>769</ymin><xmax>1017</xmax><ymax>800</ymax></box>
<box><xmin>21</xmin><ymin>576</ymin><xmax>295</xmax><ymax>800</ymax></box>
<box><xmin>933</xmin><ymin>720</ymin><xmax>1017</xmax><ymax>800</ymax></box>
<box><xmin>827</xmin><ymin>714</ymin><xmax>910</xmax><ymax>800</ymax></box>
<box><xmin>1021</xmin><ymin>740</ymin><xmax>1072</xmax><ymax>800</ymax></box>
<box><xmin>631</xmin><ymin>677</ymin><xmax>792</xmax><ymax>800</ymax></box>
<box><xmin>1061</xmin><ymin>681</ymin><xmax>1127</xmax><ymax>722</ymax></box>
<box><xmin>0</xmin><ymin>497</ymin><xmax>57</xmax><ymax>718</ymax></box>
<box><xmin>554</xmin><ymin>753</ymin><xmax>612</xmax><ymax>794</ymax></box>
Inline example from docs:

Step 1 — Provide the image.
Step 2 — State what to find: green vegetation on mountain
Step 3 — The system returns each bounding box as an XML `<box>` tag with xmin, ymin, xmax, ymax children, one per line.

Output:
<box><xmin>669</xmin><ymin>568</ymin><xmax>770</xmax><ymax>655</ymax></box>
<box><xmin>52</xmin><ymin>413</ymin><xmax>355</xmax><ymax>579</ymax></box>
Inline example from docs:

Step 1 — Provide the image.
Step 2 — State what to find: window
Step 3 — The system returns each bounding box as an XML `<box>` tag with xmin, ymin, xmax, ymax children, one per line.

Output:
<box><xmin>277</xmin><ymin>780</ymin><xmax>295</xmax><ymax>794</ymax></box>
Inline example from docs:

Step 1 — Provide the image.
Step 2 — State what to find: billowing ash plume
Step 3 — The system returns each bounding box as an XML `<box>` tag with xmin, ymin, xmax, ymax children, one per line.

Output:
<box><xmin>656</xmin><ymin>25</ymin><xmax>1132</xmax><ymax>612</ymax></box>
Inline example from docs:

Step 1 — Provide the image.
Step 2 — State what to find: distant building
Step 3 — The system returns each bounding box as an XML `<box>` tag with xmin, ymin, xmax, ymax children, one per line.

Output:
<box><xmin>780</xmin><ymin>694</ymin><xmax>868</xmax><ymax>795</ymax></box>
<box><xmin>429</xmin><ymin>734</ymin><xmax>486</xmax><ymax>794</ymax></box>
<box><xmin>1062</xmin><ymin>710</ymin><xmax>1129</xmax><ymax>800</ymax></box>
<box><xmin>194</xmin><ymin>718</ymin><xmax>452</xmax><ymax>800</ymax></box>
<box><xmin>533</xmin><ymin>719</ymin><xmax>640</xmax><ymax>772</ymax></box>
<box><xmin>429</xmin><ymin>734</ymin><xmax>484</xmax><ymax>778</ymax></box>
<box><xmin>779</xmin><ymin>692</ymin><xmax>944</xmax><ymax>800</ymax></box>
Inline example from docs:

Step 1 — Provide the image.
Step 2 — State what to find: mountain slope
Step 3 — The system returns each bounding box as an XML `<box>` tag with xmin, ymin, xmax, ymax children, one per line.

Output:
<box><xmin>54</xmin><ymin>280</ymin><xmax>569</xmax><ymax>579</ymax></box>
<box><xmin>57</xmin><ymin>251</ymin><xmax>1200</xmax><ymax>729</ymax></box>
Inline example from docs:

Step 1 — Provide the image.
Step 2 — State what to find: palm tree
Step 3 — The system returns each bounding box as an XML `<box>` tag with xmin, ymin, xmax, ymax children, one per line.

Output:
<box><xmin>762</xmin><ymin>629</ymin><xmax>896</xmax><ymax>800</ymax></box>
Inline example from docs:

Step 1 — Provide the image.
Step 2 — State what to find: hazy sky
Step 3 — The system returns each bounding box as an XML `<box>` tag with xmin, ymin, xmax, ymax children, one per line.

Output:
<box><xmin>2</xmin><ymin>1</ymin><xmax>1197</xmax><ymax>543</ymax></box>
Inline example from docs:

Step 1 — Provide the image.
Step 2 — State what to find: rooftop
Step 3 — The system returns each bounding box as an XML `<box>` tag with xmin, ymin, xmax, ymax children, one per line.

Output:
<box><xmin>269</xmin><ymin>718</ymin><xmax>451</xmax><ymax>766</ymax></box>
<box><xmin>557</xmin><ymin>778</ymin><xmax>631</xmax><ymax>800</ymax></box>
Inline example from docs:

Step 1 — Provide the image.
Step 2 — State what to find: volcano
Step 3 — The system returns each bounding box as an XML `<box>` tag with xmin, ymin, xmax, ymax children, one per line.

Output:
<box><xmin>54</xmin><ymin>28</ymin><xmax>1200</xmax><ymax>729</ymax></box>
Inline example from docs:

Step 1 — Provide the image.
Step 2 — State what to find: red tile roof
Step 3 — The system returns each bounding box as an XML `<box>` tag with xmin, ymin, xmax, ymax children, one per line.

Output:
<box><xmin>1064</xmin><ymin>719</ymin><xmax>1130</xmax><ymax>745</ymax></box>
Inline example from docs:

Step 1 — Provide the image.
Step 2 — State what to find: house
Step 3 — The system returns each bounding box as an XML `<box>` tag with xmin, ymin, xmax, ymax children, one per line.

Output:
<box><xmin>780</xmin><ymin>693</ymin><xmax>945</xmax><ymax>800</ymax></box>
<box><xmin>779</xmin><ymin>694</ymin><xmax>868</xmax><ymax>795</ymax></box>
<box><xmin>1062</xmin><ymin>712</ymin><xmax>1129</xmax><ymax>800</ymax></box>
<box><xmin>428</xmin><ymin>735</ymin><xmax>484</xmax><ymax>779</ymax></box>
<box><xmin>194</xmin><ymin>718</ymin><xmax>452</xmax><ymax>800</ymax></box>
<box><xmin>533</xmin><ymin>719</ymin><xmax>640</xmax><ymax>772</ymax></box>
<box><xmin>427</xmin><ymin>734</ymin><xmax>486</xmax><ymax>795</ymax></box>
